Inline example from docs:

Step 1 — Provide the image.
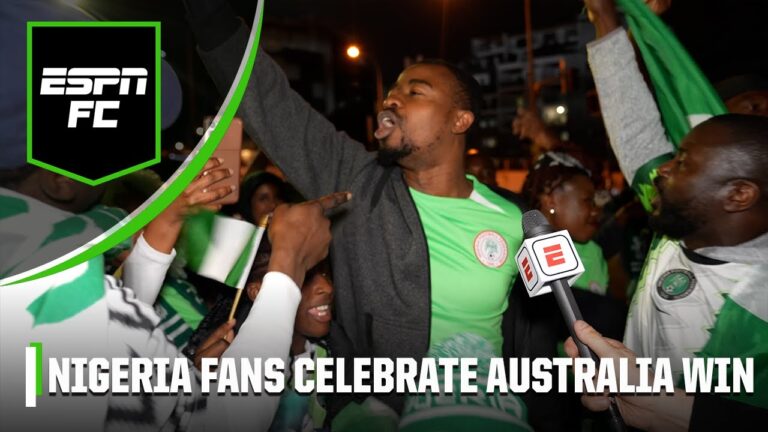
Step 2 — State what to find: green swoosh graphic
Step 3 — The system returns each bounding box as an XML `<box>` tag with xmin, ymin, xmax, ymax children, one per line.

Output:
<box><xmin>1</xmin><ymin>1</ymin><xmax>265</xmax><ymax>286</ymax></box>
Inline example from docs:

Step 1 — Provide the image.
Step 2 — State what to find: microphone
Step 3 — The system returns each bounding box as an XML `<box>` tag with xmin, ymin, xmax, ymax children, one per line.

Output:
<box><xmin>515</xmin><ymin>210</ymin><xmax>627</xmax><ymax>432</ymax></box>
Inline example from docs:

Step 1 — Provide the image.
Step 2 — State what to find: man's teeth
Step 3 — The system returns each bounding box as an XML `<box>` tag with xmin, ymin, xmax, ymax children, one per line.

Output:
<box><xmin>382</xmin><ymin>117</ymin><xmax>394</xmax><ymax>127</ymax></box>
<box><xmin>310</xmin><ymin>305</ymin><xmax>330</xmax><ymax>316</ymax></box>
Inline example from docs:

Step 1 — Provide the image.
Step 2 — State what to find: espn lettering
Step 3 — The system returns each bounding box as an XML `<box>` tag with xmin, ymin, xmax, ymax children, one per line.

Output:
<box><xmin>515</xmin><ymin>231</ymin><xmax>584</xmax><ymax>297</ymax></box>
<box><xmin>522</xmin><ymin>257</ymin><xmax>534</xmax><ymax>282</ymax></box>
<box><xmin>40</xmin><ymin>68</ymin><xmax>148</xmax><ymax>128</ymax></box>
<box><xmin>543</xmin><ymin>244</ymin><xmax>566</xmax><ymax>267</ymax></box>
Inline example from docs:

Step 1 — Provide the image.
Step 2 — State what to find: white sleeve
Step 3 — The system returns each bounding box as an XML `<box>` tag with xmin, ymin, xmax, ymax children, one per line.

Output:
<box><xmin>202</xmin><ymin>271</ymin><xmax>301</xmax><ymax>431</ymax></box>
<box><xmin>587</xmin><ymin>27</ymin><xmax>675</xmax><ymax>183</ymax></box>
<box><xmin>121</xmin><ymin>233</ymin><xmax>176</xmax><ymax>306</ymax></box>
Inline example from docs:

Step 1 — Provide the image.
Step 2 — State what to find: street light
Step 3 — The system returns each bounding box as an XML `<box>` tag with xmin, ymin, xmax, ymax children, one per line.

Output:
<box><xmin>344</xmin><ymin>43</ymin><xmax>383</xmax><ymax>110</ymax></box>
<box><xmin>346</xmin><ymin>45</ymin><xmax>361</xmax><ymax>60</ymax></box>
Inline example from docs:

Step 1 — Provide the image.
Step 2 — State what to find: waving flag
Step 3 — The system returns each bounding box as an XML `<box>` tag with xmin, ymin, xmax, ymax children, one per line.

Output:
<box><xmin>179</xmin><ymin>211</ymin><xmax>263</xmax><ymax>289</ymax></box>
<box><xmin>616</xmin><ymin>0</ymin><xmax>727</xmax><ymax>146</ymax></box>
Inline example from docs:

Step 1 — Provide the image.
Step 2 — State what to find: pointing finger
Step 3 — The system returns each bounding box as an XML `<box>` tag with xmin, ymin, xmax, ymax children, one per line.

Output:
<box><xmin>313</xmin><ymin>191</ymin><xmax>352</xmax><ymax>211</ymax></box>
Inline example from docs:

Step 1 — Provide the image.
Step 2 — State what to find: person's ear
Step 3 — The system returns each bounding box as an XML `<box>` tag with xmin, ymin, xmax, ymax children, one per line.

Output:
<box><xmin>722</xmin><ymin>179</ymin><xmax>760</xmax><ymax>212</ymax></box>
<box><xmin>246</xmin><ymin>281</ymin><xmax>262</xmax><ymax>301</ymax></box>
<box><xmin>452</xmin><ymin>110</ymin><xmax>475</xmax><ymax>134</ymax></box>
<box><xmin>539</xmin><ymin>193</ymin><xmax>557</xmax><ymax>220</ymax></box>
<box><xmin>39</xmin><ymin>171</ymin><xmax>77</xmax><ymax>203</ymax></box>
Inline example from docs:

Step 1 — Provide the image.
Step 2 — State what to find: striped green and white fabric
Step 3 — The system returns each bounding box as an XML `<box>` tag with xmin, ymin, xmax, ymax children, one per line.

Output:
<box><xmin>0</xmin><ymin>188</ymin><xmax>105</xmax><ymax>280</ymax></box>
<box><xmin>155</xmin><ymin>275</ymin><xmax>208</xmax><ymax>349</ymax></box>
<box><xmin>0</xmin><ymin>190</ymin><xmax>211</xmax><ymax>430</ymax></box>
<box><xmin>178</xmin><ymin>210</ymin><xmax>263</xmax><ymax>289</ymax></box>
<box><xmin>0</xmin><ymin>257</ymin><xmax>111</xmax><ymax>431</ymax></box>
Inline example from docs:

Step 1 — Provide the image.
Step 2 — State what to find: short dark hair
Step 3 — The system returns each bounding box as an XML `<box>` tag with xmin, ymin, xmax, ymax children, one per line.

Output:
<box><xmin>414</xmin><ymin>59</ymin><xmax>482</xmax><ymax>118</ymax></box>
<box><xmin>522</xmin><ymin>152</ymin><xmax>592</xmax><ymax>210</ymax></box>
<box><xmin>699</xmin><ymin>114</ymin><xmax>768</xmax><ymax>190</ymax></box>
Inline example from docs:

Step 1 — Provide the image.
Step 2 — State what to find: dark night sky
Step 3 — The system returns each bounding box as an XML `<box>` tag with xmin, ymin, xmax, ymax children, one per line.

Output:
<box><xmin>87</xmin><ymin>0</ymin><xmax>766</xmax><ymax>84</ymax></box>
<box><xmin>257</xmin><ymin>0</ymin><xmax>767</xmax><ymax>83</ymax></box>
<box><xmin>76</xmin><ymin>0</ymin><xmax>766</xmax><ymax>162</ymax></box>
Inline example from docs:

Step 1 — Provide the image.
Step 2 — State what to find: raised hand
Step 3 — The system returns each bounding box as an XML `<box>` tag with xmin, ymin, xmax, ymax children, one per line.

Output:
<box><xmin>143</xmin><ymin>157</ymin><xmax>235</xmax><ymax>253</ymax></box>
<box><xmin>512</xmin><ymin>107</ymin><xmax>560</xmax><ymax>151</ymax></box>
<box><xmin>267</xmin><ymin>192</ymin><xmax>351</xmax><ymax>286</ymax></box>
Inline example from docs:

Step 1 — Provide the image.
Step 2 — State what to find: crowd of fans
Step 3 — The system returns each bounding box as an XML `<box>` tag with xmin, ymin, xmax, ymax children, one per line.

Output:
<box><xmin>1</xmin><ymin>0</ymin><xmax>767</xmax><ymax>431</ymax></box>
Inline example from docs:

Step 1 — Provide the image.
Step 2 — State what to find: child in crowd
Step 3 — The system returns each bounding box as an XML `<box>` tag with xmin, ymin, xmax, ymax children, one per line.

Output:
<box><xmin>522</xmin><ymin>152</ymin><xmax>607</xmax><ymax>295</ymax></box>
<box><xmin>187</xmin><ymin>244</ymin><xmax>334</xmax><ymax>432</ymax></box>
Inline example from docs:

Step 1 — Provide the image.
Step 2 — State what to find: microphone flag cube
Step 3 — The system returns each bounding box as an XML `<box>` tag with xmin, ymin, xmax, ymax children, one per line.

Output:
<box><xmin>514</xmin><ymin>230</ymin><xmax>584</xmax><ymax>297</ymax></box>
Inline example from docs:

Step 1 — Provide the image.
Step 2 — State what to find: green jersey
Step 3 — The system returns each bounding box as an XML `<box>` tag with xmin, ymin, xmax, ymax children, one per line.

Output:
<box><xmin>572</xmin><ymin>241</ymin><xmax>609</xmax><ymax>296</ymax></box>
<box><xmin>626</xmin><ymin>235</ymin><xmax>768</xmax><ymax>407</ymax></box>
<box><xmin>410</xmin><ymin>176</ymin><xmax>523</xmax><ymax>355</ymax></box>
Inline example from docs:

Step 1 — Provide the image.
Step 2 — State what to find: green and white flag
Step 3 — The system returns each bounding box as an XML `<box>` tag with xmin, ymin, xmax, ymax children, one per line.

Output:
<box><xmin>616</xmin><ymin>0</ymin><xmax>727</xmax><ymax>146</ymax></box>
<box><xmin>179</xmin><ymin>211</ymin><xmax>263</xmax><ymax>289</ymax></box>
<box><xmin>697</xmin><ymin>272</ymin><xmax>768</xmax><ymax>410</ymax></box>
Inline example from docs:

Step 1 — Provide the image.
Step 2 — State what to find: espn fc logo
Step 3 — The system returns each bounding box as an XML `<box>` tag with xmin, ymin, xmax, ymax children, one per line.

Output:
<box><xmin>40</xmin><ymin>67</ymin><xmax>149</xmax><ymax>128</ymax></box>
<box><xmin>27</xmin><ymin>21</ymin><xmax>161</xmax><ymax>185</ymax></box>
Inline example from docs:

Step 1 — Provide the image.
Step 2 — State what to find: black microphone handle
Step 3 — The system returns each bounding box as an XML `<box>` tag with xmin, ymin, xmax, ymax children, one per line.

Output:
<box><xmin>550</xmin><ymin>278</ymin><xmax>592</xmax><ymax>359</ymax></box>
<box><xmin>549</xmin><ymin>279</ymin><xmax>627</xmax><ymax>432</ymax></box>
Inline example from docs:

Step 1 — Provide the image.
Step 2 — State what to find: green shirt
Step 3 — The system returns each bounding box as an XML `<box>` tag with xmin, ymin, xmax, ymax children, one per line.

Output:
<box><xmin>572</xmin><ymin>241</ymin><xmax>609</xmax><ymax>295</ymax></box>
<box><xmin>410</xmin><ymin>176</ymin><xmax>523</xmax><ymax>355</ymax></box>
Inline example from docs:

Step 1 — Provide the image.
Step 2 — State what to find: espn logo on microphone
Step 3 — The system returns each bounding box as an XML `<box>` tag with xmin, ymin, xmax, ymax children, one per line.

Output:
<box><xmin>515</xmin><ymin>231</ymin><xmax>584</xmax><ymax>297</ymax></box>
<box><xmin>27</xmin><ymin>21</ymin><xmax>161</xmax><ymax>185</ymax></box>
<box><xmin>517</xmin><ymin>250</ymin><xmax>539</xmax><ymax>289</ymax></box>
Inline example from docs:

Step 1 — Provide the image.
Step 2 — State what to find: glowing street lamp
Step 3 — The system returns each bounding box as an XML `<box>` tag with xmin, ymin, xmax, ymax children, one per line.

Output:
<box><xmin>346</xmin><ymin>44</ymin><xmax>361</xmax><ymax>59</ymax></box>
<box><xmin>344</xmin><ymin>43</ymin><xmax>383</xmax><ymax>109</ymax></box>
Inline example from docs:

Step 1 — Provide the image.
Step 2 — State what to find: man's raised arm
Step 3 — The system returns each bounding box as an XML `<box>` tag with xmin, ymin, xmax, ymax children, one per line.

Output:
<box><xmin>184</xmin><ymin>0</ymin><xmax>373</xmax><ymax>200</ymax></box>
<box><xmin>584</xmin><ymin>0</ymin><xmax>674</xmax><ymax>210</ymax></box>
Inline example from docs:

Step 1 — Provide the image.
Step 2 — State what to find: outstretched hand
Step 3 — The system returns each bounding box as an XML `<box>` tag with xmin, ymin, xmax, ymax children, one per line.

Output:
<box><xmin>267</xmin><ymin>192</ymin><xmax>351</xmax><ymax>286</ymax></box>
<box><xmin>565</xmin><ymin>320</ymin><xmax>692</xmax><ymax>432</ymax></box>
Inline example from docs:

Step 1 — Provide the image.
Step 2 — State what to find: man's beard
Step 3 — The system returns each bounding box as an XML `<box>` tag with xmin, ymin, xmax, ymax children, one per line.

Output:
<box><xmin>648</xmin><ymin>193</ymin><xmax>703</xmax><ymax>239</ymax></box>
<box><xmin>376</xmin><ymin>140</ymin><xmax>413</xmax><ymax>166</ymax></box>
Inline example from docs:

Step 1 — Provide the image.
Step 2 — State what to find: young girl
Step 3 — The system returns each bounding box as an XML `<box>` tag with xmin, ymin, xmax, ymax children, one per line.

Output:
<box><xmin>522</xmin><ymin>152</ymin><xmax>607</xmax><ymax>295</ymax></box>
<box><xmin>187</xmin><ymin>246</ymin><xmax>334</xmax><ymax>432</ymax></box>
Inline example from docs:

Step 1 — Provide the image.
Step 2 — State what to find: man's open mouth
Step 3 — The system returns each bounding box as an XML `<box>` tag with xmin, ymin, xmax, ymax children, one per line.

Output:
<box><xmin>375</xmin><ymin>110</ymin><xmax>400</xmax><ymax>140</ymax></box>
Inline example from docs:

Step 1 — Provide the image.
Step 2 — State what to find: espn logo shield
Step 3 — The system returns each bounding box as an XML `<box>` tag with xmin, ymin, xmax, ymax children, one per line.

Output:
<box><xmin>27</xmin><ymin>22</ymin><xmax>161</xmax><ymax>185</ymax></box>
<box><xmin>515</xmin><ymin>230</ymin><xmax>584</xmax><ymax>297</ymax></box>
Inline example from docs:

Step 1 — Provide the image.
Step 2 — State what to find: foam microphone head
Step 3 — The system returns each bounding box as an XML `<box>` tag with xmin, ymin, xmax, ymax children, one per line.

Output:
<box><xmin>522</xmin><ymin>210</ymin><xmax>555</xmax><ymax>239</ymax></box>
